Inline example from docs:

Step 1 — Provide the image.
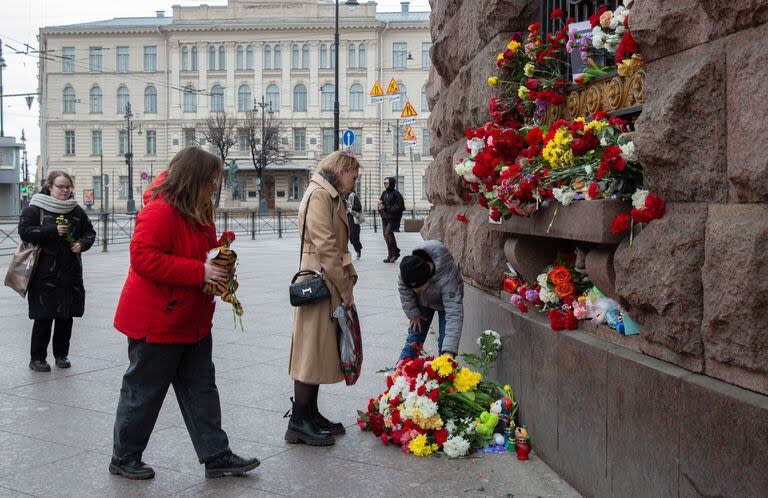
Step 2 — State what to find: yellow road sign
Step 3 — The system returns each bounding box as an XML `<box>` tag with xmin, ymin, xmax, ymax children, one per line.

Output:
<box><xmin>370</xmin><ymin>80</ymin><xmax>384</xmax><ymax>96</ymax></box>
<box><xmin>400</xmin><ymin>100</ymin><xmax>418</xmax><ymax>119</ymax></box>
<box><xmin>386</xmin><ymin>78</ymin><xmax>400</xmax><ymax>94</ymax></box>
<box><xmin>403</xmin><ymin>124</ymin><xmax>417</xmax><ymax>142</ymax></box>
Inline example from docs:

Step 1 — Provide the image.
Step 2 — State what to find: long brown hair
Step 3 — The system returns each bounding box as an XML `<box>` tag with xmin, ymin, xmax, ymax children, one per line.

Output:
<box><xmin>150</xmin><ymin>146</ymin><xmax>222</xmax><ymax>226</ymax></box>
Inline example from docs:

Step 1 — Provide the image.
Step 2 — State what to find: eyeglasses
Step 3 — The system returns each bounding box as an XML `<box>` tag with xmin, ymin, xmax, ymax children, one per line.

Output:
<box><xmin>53</xmin><ymin>184</ymin><xmax>72</xmax><ymax>191</ymax></box>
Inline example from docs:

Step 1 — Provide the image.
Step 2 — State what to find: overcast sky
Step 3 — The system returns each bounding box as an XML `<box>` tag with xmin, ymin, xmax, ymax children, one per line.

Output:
<box><xmin>1</xmin><ymin>0</ymin><xmax>431</xmax><ymax>176</ymax></box>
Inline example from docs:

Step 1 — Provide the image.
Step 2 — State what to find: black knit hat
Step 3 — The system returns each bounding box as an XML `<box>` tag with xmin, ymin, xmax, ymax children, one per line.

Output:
<box><xmin>400</xmin><ymin>254</ymin><xmax>432</xmax><ymax>288</ymax></box>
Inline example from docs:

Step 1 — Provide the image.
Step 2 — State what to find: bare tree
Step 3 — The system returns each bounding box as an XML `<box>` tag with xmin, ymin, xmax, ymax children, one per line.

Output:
<box><xmin>198</xmin><ymin>112</ymin><xmax>238</xmax><ymax>207</ymax></box>
<box><xmin>242</xmin><ymin>108</ymin><xmax>284</xmax><ymax>212</ymax></box>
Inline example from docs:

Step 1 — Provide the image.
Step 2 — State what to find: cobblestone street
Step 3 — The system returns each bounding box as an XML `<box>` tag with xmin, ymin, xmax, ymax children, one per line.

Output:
<box><xmin>0</xmin><ymin>231</ymin><xmax>577</xmax><ymax>497</ymax></box>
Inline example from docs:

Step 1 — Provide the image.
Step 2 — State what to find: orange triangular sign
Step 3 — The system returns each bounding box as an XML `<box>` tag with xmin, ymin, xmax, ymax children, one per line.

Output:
<box><xmin>403</xmin><ymin>124</ymin><xmax>417</xmax><ymax>141</ymax></box>
<box><xmin>386</xmin><ymin>78</ymin><xmax>400</xmax><ymax>94</ymax></box>
<box><xmin>370</xmin><ymin>80</ymin><xmax>384</xmax><ymax>96</ymax></box>
<box><xmin>401</xmin><ymin>100</ymin><xmax>418</xmax><ymax>119</ymax></box>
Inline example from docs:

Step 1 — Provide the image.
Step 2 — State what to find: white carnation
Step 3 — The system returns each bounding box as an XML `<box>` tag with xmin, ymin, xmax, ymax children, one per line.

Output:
<box><xmin>611</xmin><ymin>7</ymin><xmax>627</xmax><ymax>29</ymax></box>
<box><xmin>615</xmin><ymin>25</ymin><xmax>627</xmax><ymax>36</ymax></box>
<box><xmin>591</xmin><ymin>27</ymin><xmax>605</xmax><ymax>49</ymax></box>
<box><xmin>553</xmin><ymin>188</ymin><xmax>577</xmax><ymax>206</ymax></box>
<box><xmin>620</xmin><ymin>142</ymin><xmax>637</xmax><ymax>162</ymax></box>
<box><xmin>539</xmin><ymin>286</ymin><xmax>558</xmax><ymax>304</ymax></box>
<box><xmin>536</xmin><ymin>273</ymin><xmax>549</xmax><ymax>287</ymax></box>
<box><xmin>631</xmin><ymin>188</ymin><xmax>649</xmax><ymax>209</ymax></box>
<box><xmin>443</xmin><ymin>436</ymin><xmax>471</xmax><ymax>458</ymax></box>
<box><xmin>585</xmin><ymin>164</ymin><xmax>594</xmax><ymax>175</ymax></box>
<box><xmin>604</xmin><ymin>34</ymin><xmax>622</xmax><ymax>52</ymax></box>
<box><xmin>467</xmin><ymin>137</ymin><xmax>485</xmax><ymax>158</ymax></box>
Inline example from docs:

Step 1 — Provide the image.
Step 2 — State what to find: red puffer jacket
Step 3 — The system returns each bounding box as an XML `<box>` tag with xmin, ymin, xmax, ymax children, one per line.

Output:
<box><xmin>113</xmin><ymin>173</ymin><xmax>217</xmax><ymax>343</ymax></box>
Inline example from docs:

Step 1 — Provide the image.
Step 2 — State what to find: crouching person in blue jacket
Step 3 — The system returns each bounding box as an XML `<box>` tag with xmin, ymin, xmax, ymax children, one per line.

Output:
<box><xmin>397</xmin><ymin>240</ymin><xmax>464</xmax><ymax>362</ymax></box>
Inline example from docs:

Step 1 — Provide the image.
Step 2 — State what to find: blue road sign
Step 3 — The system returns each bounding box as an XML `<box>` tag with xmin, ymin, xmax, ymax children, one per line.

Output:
<box><xmin>342</xmin><ymin>129</ymin><xmax>355</xmax><ymax>147</ymax></box>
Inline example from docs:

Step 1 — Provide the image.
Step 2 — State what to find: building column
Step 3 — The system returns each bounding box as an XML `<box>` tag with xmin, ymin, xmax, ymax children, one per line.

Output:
<box><xmin>280</xmin><ymin>42</ymin><xmax>291</xmax><ymax>113</ymax></box>
<box><xmin>198</xmin><ymin>42</ymin><xmax>208</xmax><ymax>116</ymax></box>
<box><xmin>254</xmin><ymin>41</ymin><xmax>264</xmax><ymax>104</ymax></box>
<box><xmin>225</xmin><ymin>41</ymin><xmax>236</xmax><ymax>112</ymax></box>
<box><xmin>170</xmin><ymin>42</ymin><xmax>182</xmax><ymax>113</ymax></box>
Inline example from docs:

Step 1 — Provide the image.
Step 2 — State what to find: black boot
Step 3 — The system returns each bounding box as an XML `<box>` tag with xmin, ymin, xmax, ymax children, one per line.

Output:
<box><xmin>29</xmin><ymin>359</ymin><xmax>51</xmax><ymax>372</ymax></box>
<box><xmin>204</xmin><ymin>450</ymin><xmax>260</xmax><ymax>478</ymax></box>
<box><xmin>55</xmin><ymin>357</ymin><xmax>71</xmax><ymax>368</ymax></box>
<box><xmin>108</xmin><ymin>458</ymin><xmax>155</xmax><ymax>480</ymax></box>
<box><xmin>313</xmin><ymin>412</ymin><xmax>346</xmax><ymax>435</ymax></box>
<box><xmin>284</xmin><ymin>399</ymin><xmax>334</xmax><ymax>446</ymax></box>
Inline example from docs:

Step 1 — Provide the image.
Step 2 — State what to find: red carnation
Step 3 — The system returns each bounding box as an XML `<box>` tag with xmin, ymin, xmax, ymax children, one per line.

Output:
<box><xmin>417</xmin><ymin>385</ymin><xmax>427</xmax><ymax>396</ymax></box>
<box><xmin>601</xmin><ymin>145</ymin><xmax>626</xmax><ymax>174</ymax></box>
<box><xmin>428</xmin><ymin>389</ymin><xmax>440</xmax><ymax>402</ymax></box>
<box><xmin>517</xmin><ymin>302</ymin><xmax>529</xmax><ymax>313</ymax></box>
<box><xmin>594</xmin><ymin>111</ymin><xmax>607</xmax><ymax>121</ymax></box>
<box><xmin>615</xmin><ymin>31</ymin><xmax>639</xmax><ymax>63</ymax></box>
<box><xmin>369</xmin><ymin>413</ymin><xmax>385</xmax><ymax>437</ymax></box>
<box><xmin>587</xmin><ymin>181</ymin><xmax>601</xmax><ymax>200</ymax></box>
<box><xmin>547</xmin><ymin>309</ymin><xmax>564</xmax><ymax>331</ymax></box>
<box><xmin>550</xmin><ymin>8</ymin><xmax>564</xmax><ymax>19</ymax></box>
<box><xmin>381</xmin><ymin>434</ymin><xmax>390</xmax><ymax>445</ymax></box>
<box><xmin>456</xmin><ymin>214</ymin><xmax>469</xmax><ymax>223</ymax></box>
<box><xmin>434</xmin><ymin>428</ymin><xmax>449</xmax><ymax>447</ymax></box>
<box><xmin>563</xmin><ymin>310</ymin><xmax>578</xmax><ymax>330</ymax></box>
<box><xmin>526</xmin><ymin>127</ymin><xmax>543</xmax><ymax>146</ymax></box>
<box><xmin>477</xmin><ymin>195</ymin><xmax>488</xmax><ymax>208</ymax></box>
<box><xmin>644</xmin><ymin>193</ymin><xmax>665</xmax><ymax>220</ymax></box>
<box><xmin>490</xmin><ymin>207</ymin><xmax>502</xmax><ymax>222</ymax></box>
<box><xmin>571</xmin><ymin>130</ymin><xmax>600</xmax><ymax>157</ymax></box>
<box><xmin>610</xmin><ymin>214</ymin><xmax>631</xmax><ymax>234</ymax></box>
<box><xmin>367</xmin><ymin>398</ymin><xmax>376</xmax><ymax>413</ymax></box>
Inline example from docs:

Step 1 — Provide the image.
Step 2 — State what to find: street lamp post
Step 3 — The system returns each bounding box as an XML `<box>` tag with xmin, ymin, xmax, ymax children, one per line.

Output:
<box><xmin>333</xmin><ymin>0</ymin><xmax>359</xmax><ymax>151</ymax></box>
<box><xmin>254</xmin><ymin>95</ymin><xmax>274</xmax><ymax>214</ymax></box>
<box><xmin>386</xmin><ymin>121</ymin><xmax>401</xmax><ymax>191</ymax></box>
<box><xmin>0</xmin><ymin>40</ymin><xmax>6</xmax><ymax>137</ymax></box>
<box><xmin>124</xmin><ymin>102</ymin><xmax>136</xmax><ymax>213</ymax></box>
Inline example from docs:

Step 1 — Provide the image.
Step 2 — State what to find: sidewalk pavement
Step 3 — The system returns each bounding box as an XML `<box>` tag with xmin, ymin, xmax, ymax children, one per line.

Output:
<box><xmin>0</xmin><ymin>230</ymin><xmax>578</xmax><ymax>497</ymax></box>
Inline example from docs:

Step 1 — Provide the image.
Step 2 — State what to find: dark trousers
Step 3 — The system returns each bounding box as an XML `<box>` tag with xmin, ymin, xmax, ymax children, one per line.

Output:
<box><xmin>398</xmin><ymin>306</ymin><xmax>447</xmax><ymax>362</ymax></box>
<box><xmin>347</xmin><ymin>213</ymin><xmax>362</xmax><ymax>254</ymax></box>
<box><xmin>383</xmin><ymin>219</ymin><xmax>400</xmax><ymax>258</ymax></box>
<box><xmin>112</xmin><ymin>334</ymin><xmax>230</xmax><ymax>464</ymax></box>
<box><xmin>31</xmin><ymin>318</ymin><xmax>73</xmax><ymax>361</ymax></box>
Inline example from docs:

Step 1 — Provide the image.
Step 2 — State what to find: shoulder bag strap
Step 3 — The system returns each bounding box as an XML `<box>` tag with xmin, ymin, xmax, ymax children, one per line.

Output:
<box><xmin>298</xmin><ymin>190</ymin><xmax>314</xmax><ymax>270</ymax></box>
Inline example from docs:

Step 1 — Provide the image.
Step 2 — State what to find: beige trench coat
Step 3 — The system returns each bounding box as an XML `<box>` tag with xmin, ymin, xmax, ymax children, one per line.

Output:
<box><xmin>289</xmin><ymin>173</ymin><xmax>358</xmax><ymax>384</ymax></box>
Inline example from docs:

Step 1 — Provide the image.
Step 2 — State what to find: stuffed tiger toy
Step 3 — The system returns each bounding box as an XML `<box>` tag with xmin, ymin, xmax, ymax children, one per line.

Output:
<box><xmin>203</xmin><ymin>232</ymin><xmax>244</xmax><ymax>322</ymax></box>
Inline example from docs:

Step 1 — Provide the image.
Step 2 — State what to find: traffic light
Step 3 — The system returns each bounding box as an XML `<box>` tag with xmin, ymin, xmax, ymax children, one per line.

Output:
<box><xmin>20</xmin><ymin>184</ymin><xmax>27</xmax><ymax>196</ymax></box>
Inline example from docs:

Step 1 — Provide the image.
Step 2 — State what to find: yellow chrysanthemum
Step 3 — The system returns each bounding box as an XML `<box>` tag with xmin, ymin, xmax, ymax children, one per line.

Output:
<box><xmin>412</xmin><ymin>412</ymin><xmax>444</xmax><ymax>430</ymax></box>
<box><xmin>431</xmin><ymin>354</ymin><xmax>455</xmax><ymax>377</ymax></box>
<box><xmin>487</xmin><ymin>76</ymin><xmax>499</xmax><ymax>86</ymax></box>
<box><xmin>617</xmin><ymin>54</ymin><xmax>645</xmax><ymax>77</ymax></box>
<box><xmin>497</xmin><ymin>53</ymin><xmax>504</xmax><ymax>62</ymax></box>
<box><xmin>586</xmin><ymin>119</ymin><xmax>608</xmax><ymax>133</ymax></box>
<box><xmin>523</xmin><ymin>62</ymin><xmax>535</xmax><ymax>77</ymax></box>
<box><xmin>409</xmin><ymin>434</ymin><xmax>439</xmax><ymax>457</ymax></box>
<box><xmin>517</xmin><ymin>86</ymin><xmax>530</xmax><ymax>99</ymax></box>
<box><xmin>542</xmin><ymin>128</ymin><xmax>574</xmax><ymax>169</ymax></box>
<box><xmin>454</xmin><ymin>367</ymin><xmax>482</xmax><ymax>393</ymax></box>
<box><xmin>507</xmin><ymin>39</ymin><xmax>521</xmax><ymax>52</ymax></box>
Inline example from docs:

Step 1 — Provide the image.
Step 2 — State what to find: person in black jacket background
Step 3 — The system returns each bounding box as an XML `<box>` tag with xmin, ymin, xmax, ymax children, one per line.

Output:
<box><xmin>378</xmin><ymin>177</ymin><xmax>405</xmax><ymax>263</ymax></box>
<box><xmin>18</xmin><ymin>170</ymin><xmax>96</xmax><ymax>372</ymax></box>
<box><xmin>346</xmin><ymin>190</ymin><xmax>363</xmax><ymax>259</ymax></box>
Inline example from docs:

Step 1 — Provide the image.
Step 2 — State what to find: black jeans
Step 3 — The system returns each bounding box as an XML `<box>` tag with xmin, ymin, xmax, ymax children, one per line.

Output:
<box><xmin>31</xmin><ymin>318</ymin><xmax>72</xmax><ymax>361</ymax></box>
<box><xmin>383</xmin><ymin>219</ymin><xmax>400</xmax><ymax>258</ymax></box>
<box><xmin>347</xmin><ymin>213</ymin><xmax>362</xmax><ymax>254</ymax></box>
<box><xmin>112</xmin><ymin>334</ymin><xmax>230</xmax><ymax>464</ymax></box>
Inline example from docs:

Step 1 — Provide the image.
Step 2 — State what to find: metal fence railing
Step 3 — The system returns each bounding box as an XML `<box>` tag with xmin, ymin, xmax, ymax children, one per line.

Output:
<box><xmin>1</xmin><ymin>208</ymin><xmax>432</xmax><ymax>256</ymax></box>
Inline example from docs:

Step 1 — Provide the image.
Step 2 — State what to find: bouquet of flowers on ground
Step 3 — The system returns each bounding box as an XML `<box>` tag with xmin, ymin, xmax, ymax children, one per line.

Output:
<box><xmin>357</xmin><ymin>330</ymin><xmax>519</xmax><ymax>458</ymax></box>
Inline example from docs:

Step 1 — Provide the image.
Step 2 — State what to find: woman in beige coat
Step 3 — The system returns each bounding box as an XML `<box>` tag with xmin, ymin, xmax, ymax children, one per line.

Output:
<box><xmin>286</xmin><ymin>151</ymin><xmax>360</xmax><ymax>446</ymax></box>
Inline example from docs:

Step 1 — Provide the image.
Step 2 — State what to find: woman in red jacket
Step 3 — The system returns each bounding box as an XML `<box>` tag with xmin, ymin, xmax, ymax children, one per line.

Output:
<box><xmin>109</xmin><ymin>146</ymin><xmax>259</xmax><ymax>480</ymax></box>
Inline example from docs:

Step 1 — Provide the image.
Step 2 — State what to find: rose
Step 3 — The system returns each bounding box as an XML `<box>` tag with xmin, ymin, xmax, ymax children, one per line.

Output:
<box><xmin>555</xmin><ymin>282</ymin><xmax>575</xmax><ymax>300</ymax></box>
<box><xmin>549</xmin><ymin>265</ymin><xmax>572</xmax><ymax>285</ymax></box>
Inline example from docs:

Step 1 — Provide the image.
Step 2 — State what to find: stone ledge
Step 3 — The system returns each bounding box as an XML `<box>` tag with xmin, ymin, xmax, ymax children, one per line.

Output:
<box><xmin>488</xmin><ymin>199</ymin><xmax>631</xmax><ymax>245</ymax></box>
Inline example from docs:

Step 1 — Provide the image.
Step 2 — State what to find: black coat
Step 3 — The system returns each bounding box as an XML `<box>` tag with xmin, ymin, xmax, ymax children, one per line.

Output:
<box><xmin>379</xmin><ymin>177</ymin><xmax>405</xmax><ymax>226</ymax></box>
<box><xmin>18</xmin><ymin>203</ymin><xmax>96</xmax><ymax>320</ymax></box>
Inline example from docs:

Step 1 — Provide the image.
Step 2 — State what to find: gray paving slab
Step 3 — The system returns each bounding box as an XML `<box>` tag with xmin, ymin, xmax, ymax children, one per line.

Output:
<box><xmin>0</xmin><ymin>231</ymin><xmax>578</xmax><ymax>496</ymax></box>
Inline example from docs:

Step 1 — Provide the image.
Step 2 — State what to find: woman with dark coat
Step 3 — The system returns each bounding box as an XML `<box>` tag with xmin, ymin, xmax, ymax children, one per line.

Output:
<box><xmin>18</xmin><ymin>170</ymin><xmax>96</xmax><ymax>372</ymax></box>
<box><xmin>109</xmin><ymin>146</ymin><xmax>259</xmax><ymax>480</ymax></box>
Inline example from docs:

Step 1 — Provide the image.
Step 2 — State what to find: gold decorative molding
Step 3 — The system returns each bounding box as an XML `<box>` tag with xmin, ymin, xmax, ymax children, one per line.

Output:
<box><xmin>540</xmin><ymin>69</ymin><xmax>645</xmax><ymax>125</ymax></box>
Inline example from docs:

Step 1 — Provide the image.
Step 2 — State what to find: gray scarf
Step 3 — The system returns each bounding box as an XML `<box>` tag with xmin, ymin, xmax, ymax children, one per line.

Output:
<box><xmin>29</xmin><ymin>193</ymin><xmax>79</xmax><ymax>214</ymax></box>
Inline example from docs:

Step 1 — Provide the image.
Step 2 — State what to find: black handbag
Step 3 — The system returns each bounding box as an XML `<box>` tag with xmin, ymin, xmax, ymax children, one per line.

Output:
<box><xmin>289</xmin><ymin>191</ymin><xmax>331</xmax><ymax>307</ymax></box>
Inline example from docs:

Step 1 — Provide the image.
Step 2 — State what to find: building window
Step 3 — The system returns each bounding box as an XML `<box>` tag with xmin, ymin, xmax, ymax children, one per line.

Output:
<box><xmin>144</xmin><ymin>85</ymin><xmax>157</xmax><ymax>114</ymax></box>
<box><xmin>293</xmin><ymin>128</ymin><xmax>306</xmax><ymax>151</ymax></box>
<box><xmin>218</xmin><ymin>46</ymin><xmax>225</xmax><ymax>70</ymax></box>
<box><xmin>422</xmin><ymin>175</ymin><xmax>428</xmax><ymax>199</ymax></box>
<box><xmin>292</xmin><ymin>44</ymin><xmax>300</xmax><ymax>69</ymax></box>
<box><xmin>238</xmin><ymin>84</ymin><xmax>252</xmax><ymax>111</ymax></box>
<box><xmin>349</xmin><ymin>83</ymin><xmax>363</xmax><ymax>111</ymax></box>
<box><xmin>191</xmin><ymin>46</ymin><xmax>198</xmax><ymax>70</ymax></box>
<box><xmin>116</xmin><ymin>46</ymin><xmax>129</xmax><ymax>72</ymax></box>
<box><xmin>321</xmin><ymin>84</ymin><xmax>334</xmax><ymax>111</ymax></box>
<box><xmin>293</xmin><ymin>84</ymin><xmax>307</xmax><ymax>111</ymax></box>
<box><xmin>93</xmin><ymin>175</ymin><xmax>102</xmax><ymax>199</ymax></box>
<box><xmin>64</xmin><ymin>131</ymin><xmax>75</xmax><ymax>155</ymax></box>
<box><xmin>330</xmin><ymin>43</ymin><xmax>336</xmax><ymax>68</ymax></box>
<box><xmin>320</xmin><ymin>44</ymin><xmax>327</xmax><ymax>68</ymax></box>
<box><xmin>246</xmin><ymin>45</ymin><xmax>254</xmax><ymax>69</ymax></box>
<box><xmin>393</xmin><ymin>42</ymin><xmax>407</xmax><ymax>69</ymax></box>
<box><xmin>264</xmin><ymin>45</ymin><xmax>272</xmax><ymax>69</ymax></box>
<box><xmin>238</xmin><ymin>129</ymin><xmax>248</xmax><ymax>151</ymax></box>
<box><xmin>62</xmin><ymin>47</ymin><xmax>75</xmax><ymax>73</ymax></box>
<box><xmin>422</xmin><ymin>129</ymin><xmax>430</xmax><ymax>157</ymax></box>
<box><xmin>118</xmin><ymin>130</ymin><xmax>128</xmax><ymax>155</ymax></box>
<box><xmin>358</xmin><ymin>44</ymin><xmax>366</xmax><ymax>68</ymax></box>
<box><xmin>302</xmin><ymin>44</ymin><xmax>310</xmax><ymax>69</ymax></box>
<box><xmin>236</xmin><ymin>45</ymin><xmax>244</xmax><ymax>70</ymax></box>
<box><xmin>208</xmin><ymin>46</ymin><xmax>216</xmax><ymax>71</ymax></box>
<box><xmin>421</xmin><ymin>84</ymin><xmax>429</xmax><ymax>112</ymax></box>
<box><xmin>210</xmin><ymin>85</ymin><xmax>224</xmax><ymax>112</ymax></box>
<box><xmin>91</xmin><ymin>130</ymin><xmax>102</xmax><ymax>156</ymax></box>
<box><xmin>144</xmin><ymin>46</ymin><xmax>157</xmax><ymax>71</ymax></box>
<box><xmin>422</xmin><ymin>42</ymin><xmax>431</xmax><ymax>69</ymax></box>
<box><xmin>146</xmin><ymin>130</ymin><xmax>157</xmax><ymax>155</ymax></box>
<box><xmin>348</xmin><ymin>44</ymin><xmax>356</xmax><ymax>69</ymax></box>
<box><xmin>116</xmin><ymin>85</ymin><xmax>129</xmax><ymax>114</ymax></box>
<box><xmin>266</xmin><ymin>84</ymin><xmax>280</xmax><ymax>111</ymax></box>
<box><xmin>63</xmin><ymin>86</ymin><xmax>76</xmax><ymax>114</ymax></box>
<box><xmin>391</xmin><ymin>82</ymin><xmax>406</xmax><ymax>112</ymax></box>
<box><xmin>89</xmin><ymin>47</ymin><xmax>102</xmax><ymax>72</ymax></box>
<box><xmin>183</xmin><ymin>128</ymin><xmax>196</xmax><ymax>146</ymax></box>
<box><xmin>118</xmin><ymin>176</ymin><xmax>129</xmax><ymax>199</ymax></box>
<box><xmin>274</xmin><ymin>44</ymin><xmax>282</xmax><ymax>69</ymax></box>
<box><xmin>289</xmin><ymin>176</ymin><xmax>303</xmax><ymax>200</ymax></box>
<box><xmin>322</xmin><ymin>128</ymin><xmax>335</xmax><ymax>154</ymax></box>
<box><xmin>182</xmin><ymin>46</ymin><xmax>189</xmax><ymax>70</ymax></box>
<box><xmin>183</xmin><ymin>85</ymin><xmax>197</xmax><ymax>112</ymax></box>
<box><xmin>351</xmin><ymin>127</ymin><xmax>362</xmax><ymax>155</ymax></box>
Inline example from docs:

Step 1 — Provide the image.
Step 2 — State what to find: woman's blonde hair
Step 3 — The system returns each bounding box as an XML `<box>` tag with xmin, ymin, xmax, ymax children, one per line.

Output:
<box><xmin>315</xmin><ymin>150</ymin><xmax>361</xmax><ymax>183</ymax></box>
<box><xmin>150</xmin><ymin>146</ymin><xmax>222</xmax><ymax>226</ymax></box>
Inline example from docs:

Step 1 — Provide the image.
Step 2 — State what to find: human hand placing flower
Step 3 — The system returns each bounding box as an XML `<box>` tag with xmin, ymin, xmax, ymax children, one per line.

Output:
<box><xmin>55</xmin><ymin>215</ymin><xmax>75</xmax><ymax>245</ymax></box>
